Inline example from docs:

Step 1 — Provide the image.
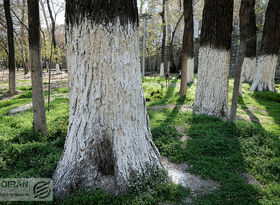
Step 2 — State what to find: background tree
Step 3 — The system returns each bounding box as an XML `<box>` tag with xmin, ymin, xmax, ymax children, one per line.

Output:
<box><xmin>180</xmin><ymin>0</ymin><xmax>194</xmax><ymax>97</ymax></box>
<box><xmin>160</xmin><ymin>0</ymin><xmax>167</xmax><ymax>76</ymax></box>
<box><xmin>27</xmin><ymin>0</ymin><xmax>47</xmax><ymax>133</ymax></box>
<box><xmin>53</xmin><ymin>0</ymin><xmax>161</xmax><ymax>198</ymax></box>
<box><xmin>240</xmin><ymin>0</ymin><xmax>257</xmax><ymax>86</ymax></box>
<box><xmin>193</xmin><ymin>0</ymin><xmax>234</xmax><ymax>118</ymax></box>
<box><xmin>4</xmin><ymin>0</ymin><xmax>16</xmax><ymax>95</ymax></box>
<box><xmin>230</xmin><ymin>0</ymin><xmax>256</xmax><ymax>122</ymax></box>
<box><xmin>250</xmin><ymin>0</ymin><xmax>280</xmax><ymax>92</ymax></box>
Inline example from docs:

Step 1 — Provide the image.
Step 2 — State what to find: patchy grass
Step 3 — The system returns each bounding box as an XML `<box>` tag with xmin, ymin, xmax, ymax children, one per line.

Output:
<box><xmin>0</xmin><ymin>86</ymin><xmax>189</xmax><ymax>205</ymax></box>
<box><xmin>0</xmin><ymin>76</ymin><xmax>279</xmax><ymax>204</ymax></box>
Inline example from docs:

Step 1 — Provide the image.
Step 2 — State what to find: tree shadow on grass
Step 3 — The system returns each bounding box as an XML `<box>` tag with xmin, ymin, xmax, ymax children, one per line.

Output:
<box><xmin>150</xmin><ymin>106</ymin><xmax>280</xmax><ymax>204</ymax></box>
<box><xmin>249</xmin><ymin>91</ymin><xmax>280</xmax><ymax>127</ymax></box>
<box><xmin>238</xmin><ymin>96</ymin><xmax>261</xmax><ymax>124</ymax></box>
<box><xmin>184</xmin><ymin>114</ymin><xmax>262</xmax><ymax>204</ymax></box>
<box><xmin>148</xmin><ymin>79</ymin><xmax>193</xmax><ymax>107</ymax></box>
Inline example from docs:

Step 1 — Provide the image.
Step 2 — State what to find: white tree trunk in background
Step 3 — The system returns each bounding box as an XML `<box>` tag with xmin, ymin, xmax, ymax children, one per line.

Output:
<box><xmin>160</xmin><ymin>63</ymin><xmax>164</xmax><ymax>76</ymax></box>
<box><xmin>241</xmin><ymin>57</ymin><xmax>256</xmax><ymax>83</ymax></box>
<box><xmin>250</xmin><ymin>55</ymin><xmax>277</xmax><ymax>92</ymax></box>
<box><xmin>55</xmin><ymin>63</ymin><xmax>60</xmax><ymax>73</ymax></box>
<box><xmin>186</xmin><ymin>57</ymin><xmax>194</xmax><ymax>83</ymax></box>
<box><xmin>193</xmin><ymin>46</ymin><xmax>230</xmax><ymax>118</ymax></box>
<box><xmin>239</xmin><ymin>57</ymin><xmax>256</xmax><ymax>95</ymax></box>
<box><xmin>53</xmin><ymin>20</ymin><xmax>161</xmax><ymax>198</ymax></box>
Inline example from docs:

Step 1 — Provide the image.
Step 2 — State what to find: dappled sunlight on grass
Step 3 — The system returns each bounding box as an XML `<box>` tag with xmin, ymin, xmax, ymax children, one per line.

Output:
<box><xmin>0</xmin><ymin>76</ymin><xmax>279</xmax><ymax>204</ymax></box>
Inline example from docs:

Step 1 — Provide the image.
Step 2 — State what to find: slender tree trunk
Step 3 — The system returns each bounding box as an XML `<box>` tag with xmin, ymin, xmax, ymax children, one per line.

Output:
<box><xmin>250</xmin><ymin>0</ymin><xmax>280</xmax><ymax>92</ymax></box>
<box><xmin>27</xmin><ymin>0</ymin><xmax>47</xmax><ymax>133</ymax></box>
<box><xmin>40</xmin><ymin>0</ymin><xmax>50</xmax><ymax>34</ymax></box>
<box><xmin>180</xmin><ymin>0</ymin><xmax>194</xmax><ymax>97</ymax></box>
<box><xmin>160</xmin><ymin>0</ymin><xmax>167</xmax><ymax>76</ymax></box>
<box><xmin>165</xmin><ymin>0</ymin><xmax>171</xmax><ymax>73</ymax></box>
<box><xmin>169</xmin><ymin>14</ymin><xmax>183</xmax><ymax>73</ymax></box>
<box><xmin>230</xmin><ymin>0</ymin><xmax>255</xmax><ymax>122</ymax></box>
<box><xmin>193</xmin><ymin>0</ymin><xmax>233</xmax><ymax>118</ymax></box>
<box><xmin>53</xmin><ymin>0</ymin><xmax>161</xmax><ymax>199</ymax></box>
<box><xmin>46</xmin><ymin>0</ymin><xmax>57</xmax><ymax>49</ymax></box>
<box><xmin>20</xmin><ymin>0</ymin><xmax>29</xmax><ymax>74</ymax></box>
<box><xmin>240</xmin><ymin>0</ymin><xmax>257</xmax><ymax>89</ymax></box>
<box><xmin>4</xmin><ymin>0</ymin><xmax>16</xmax><ymax>96</ymax></box>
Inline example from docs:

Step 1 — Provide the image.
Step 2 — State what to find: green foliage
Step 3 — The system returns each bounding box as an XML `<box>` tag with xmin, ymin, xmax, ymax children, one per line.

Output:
<box><xmin>249</xmin><ymin>91</ymin><xmax>280</xmax><ymax>103</ymax></box>
<box><xmin>152</xmin><ymin>125</ymin><xmax>185</xmax><ymax>162</ymax></box>
<box><xmin>0</xmin><ymin>85</ymin><xmax>189</xmax><ymax>205</ymax></box>
<box><xmin>149</xmin><ymin>109</ymin><xmax>280</xmax><ymax>204</ymax></box>
<box><xmin>0</xmin><ymin>78</ymin><xmax>280</xmax><ymax>204</ymax></box>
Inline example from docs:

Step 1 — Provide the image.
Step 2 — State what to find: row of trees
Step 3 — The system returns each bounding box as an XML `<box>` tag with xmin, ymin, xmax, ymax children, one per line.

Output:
<box><xmin>180</xmin><ymin>0</ymin><xmax>279</xmax><ymax>121</ymax></box>
<box><xmin>53</xmin><ymin>0</ymin><xmax>279</xmax><ymax>198</ymax></box>
<box><xmin>138</xmin><ymin>0</ymin><xmax>271</xmax><ymax>78</ymax></box>
<box><xmin>1</xmin><ymin>0</ymin><xmax>65</xmax><ymax>96</ymax></box>
<box><xmin>1</xmin><ymin>0</ymin><xmax>279</xmax><ymax>199</ymax></box>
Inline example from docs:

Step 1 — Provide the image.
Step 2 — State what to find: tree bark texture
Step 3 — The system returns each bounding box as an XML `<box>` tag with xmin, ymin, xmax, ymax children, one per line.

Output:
<box><xmin>230</xmin><ymin>0</ymin><xmax>254</xmax><ymax>122</ymax></box>
<box><xmin>53</xmin><ymin>0</ymin><xmax>161</xmax><ymax>198</ymax></box>
<box><xmin>180</xmin><ymin>0</ymin><xmax>194</xmax><ymax>97</ymax></box>
<box><xmin>4</xmin><ymin>0</ymin><xmax>16</xmax><ymax>95</ymax></box>
<box><xmin>193</xmin><ymin>0</ymin><xmax>233</xmax><ymax>118</ymax></box>
<box><xmin>250</xmin><ymin>0</ymin><xmax>280</xmax><ymax>92</ymax></box>
<box><xmin>27</xmin><ymin>0</ymin><xmax>47</xmax><ymax>133</ymax></box>
<box><xmin>240</xmin><ymin>0</ymin><xmax>257</xmax><ymax>84</ymax></box>
<box><xmin>240</xmin><ymin>0</ymin><xmax>257</xmax><ymax>87</ymax></box>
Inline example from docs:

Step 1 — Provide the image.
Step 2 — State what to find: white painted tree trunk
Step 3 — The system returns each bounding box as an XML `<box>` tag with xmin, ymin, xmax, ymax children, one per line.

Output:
<box><xmin>250</xmin><ymin>55</ymin><xmax>277</xmax><ymax>92</ymax></box>
<box><xmin>186</xmin><ymin>57</ymin><xmax>194</xmax><ymax>83</ymax></box>
<box><xmin>55</xmin><ymin>63</ymin><xmax>60</xmax><ymax>73</ymax></box>
<box><xmin>241</xmin><ymin>57</ymin><xmax>256</xmax><ymax>83</ymax></box>
<box><xmin>160</xmin><ymin>63</ymin><xmax>164</xmax><ymax>76</ymax></box>
<box><xmin>53</xmin><ymin>20</ymin><xmax>161</xmax><ymax>198</ymax></box>
<box><xmin>193</xmin><ymin>46</ymin><xmax>230</xmax><ymax>118</ymax></box>
<box><xmin>239</xmin><ymin>57</ymin><xmax>256</xmax><ymax>95</ymax></box>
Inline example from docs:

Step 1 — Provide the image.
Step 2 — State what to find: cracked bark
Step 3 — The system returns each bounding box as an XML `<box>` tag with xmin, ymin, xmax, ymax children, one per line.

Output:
<box><xmin>53</xmin><ymin>0</ymin><xmax>161</xmax><ymax>199</ymax></box>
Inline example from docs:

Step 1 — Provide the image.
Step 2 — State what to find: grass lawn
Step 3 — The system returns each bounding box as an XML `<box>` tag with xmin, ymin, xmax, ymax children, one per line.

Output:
<box><xmin>0</xmin><ymin>76</ymin><xmax>279</xmax><ymax>204</ymax></box>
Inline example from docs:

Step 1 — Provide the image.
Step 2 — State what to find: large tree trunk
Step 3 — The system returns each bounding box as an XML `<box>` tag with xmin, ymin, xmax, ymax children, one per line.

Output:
<box><xmin>53</xmin><ymin>0</ymin><xmax>161</xmax><ymax>199</ymax></box>
<box><xmin>160</xmin><ymin>0</ymin><xmax>167</xmax><ymax>76</ymax></box>
<box><xmin>180</xmin><ymin>0</ymin><xmax>194</xmax><ymax>97</ymax></box>
<box><xmin>230</xmin><ymin>0</ymin><xmax>255</xmax><ymax>122</ymax></box>
<box><xmin>193</xmin><ymin>0</ymin><xmax>233</xmax><ymax>118</ymax></box>
<box><xmin>27</xmin><ymin>0</ymin><xmax>47</xmax><ymax>133</ymax></box>
<box><xmin>4</xmin><ymin>0</ymin><xmax>16</xmax><ymax>96</ymax></box>
<box><xmin>250</xmin><ymin>0</ymin><xmax>280</xmax><ymax>92</ymax></box>
<box><xmin>240</xmin><ymin>0</ymin><xmax>257</xmax><ymax>86</ymax></box>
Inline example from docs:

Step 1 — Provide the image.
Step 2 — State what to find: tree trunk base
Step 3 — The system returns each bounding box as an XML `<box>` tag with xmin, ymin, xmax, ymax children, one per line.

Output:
<box><xmin>250</xmin><ymin>55</ymin><xmax>277</xmax><ymax>92</ymax></box>
<box><xmin>241</xmin><ymin>57</ymin><xmax>256</xmax><ymax>84</ymax></box>
<box><xmin>193</xmin><ymin>46</ymin><xmax>230</xmax><ymax>118</ymax></box>
<box><xmin>53</xmin><ymin>20</ymin><xmax>161</xmax><ymax>199</ymax></box>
